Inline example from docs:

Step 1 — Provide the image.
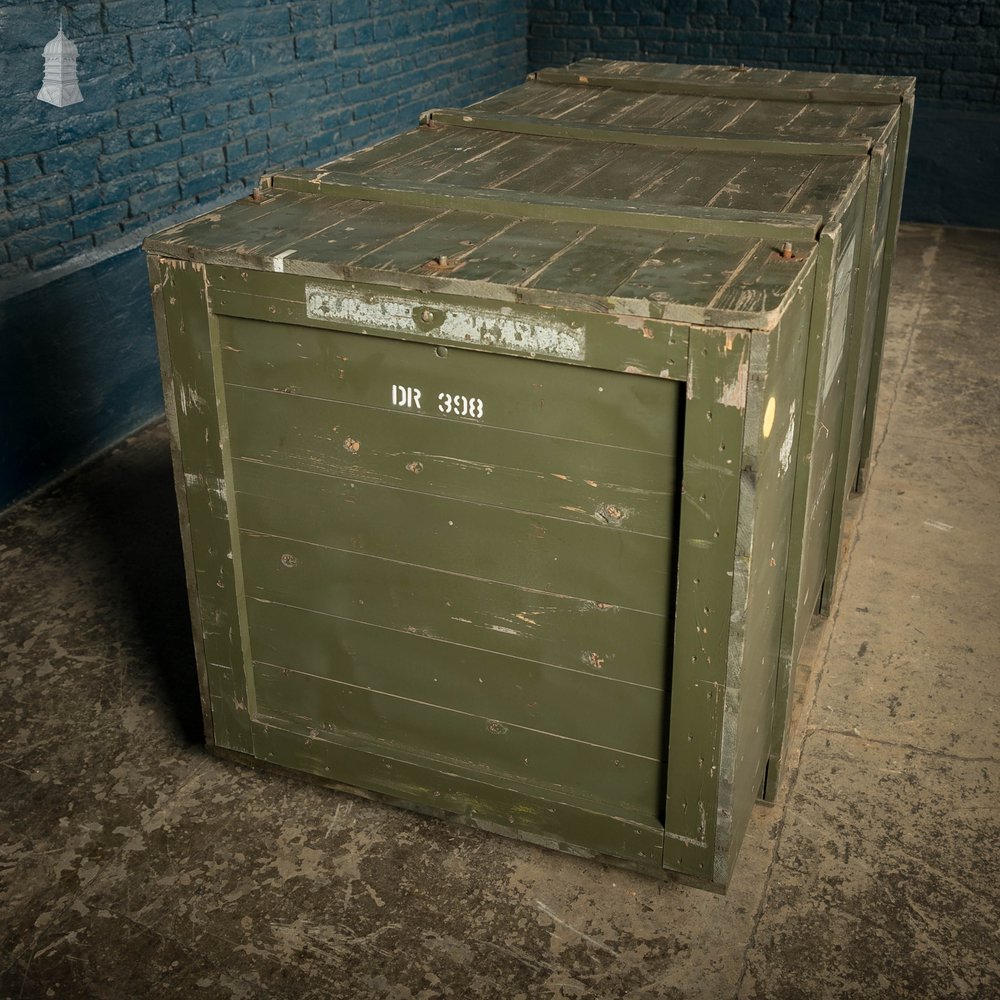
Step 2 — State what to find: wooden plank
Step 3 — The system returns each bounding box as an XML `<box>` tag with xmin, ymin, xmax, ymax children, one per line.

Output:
<box><xmin>662</xmin><ymin>326</ymin><xmax>751</xmax><ymax>880</ymax></box>
<box><xmin>613</xmin><ymin>234</ymin><xmax>762</xmax><ymax>314</ymax></box>
<box><xmin>246</xmin><ymin>599</ymin><xmax>665</xmax><ymax>759</ymax></box>
<box><xmin>522</xmin><ymin>225</ymin><xmax>669</xmax><ymax>294</ymax></box>
<box><xmin>857</xmin><ymin>96</ymin><xmax>913</xmax><ymax>491</ymax></box>
<box><xmin>144</xmin><ymin>191</ymin><xmax>377</xmax><ymax>263</ymax></box>
<box><xmin>243</xmin><ymin>724</ymin><xmax>666</xmax><ymax>865</ymax></box>
<box><xmin>149</xmin><ymin>257</ymin><xmax>254</xmax><ymax>754</ymax></box>
<box><xmin>248</xmin><ymin>584</ymin><xmax>666</xmax><ymax>712</ymax></box>
<box><xmin>571</xmin><ymin>58</ymin><xmax>915</xmax><ymax>97</ymax></box>
<box><xmin>424</xmin><ymin>109</ymin><xmax>872</xmax><ymax>156</ymax></box>
<box><xmin>823</xmin><ymin>143</ymin><xmax>888</xmax><ymax>615</ymax></box>
<box><xmin>207</xmin><ymin>269</ymin><xmax>692</xmax><ymax>375</ymax></box>
<box><xmin>218</xmin><ymin>315</ymin><xmax>680</xmax><ymax>452</ymax></box>
<box><xmin>537</xmin><ymin>66</ymin><xmax>910</xmax><ymax>104</ymax></box>
<box><xmin>708</xmin><ymin>240</ymin><xmax>815</xmax><ymax>317</ymax></box>
<box><xmin>764</xmin><ymin>227</ymin><xmax>838</xmax><ymax>802</ymax></box>
<box><xmin>239</xmin><ymin>530</ymin><xmax>670</xmax><ymax>686</ymax></box>
<box><xmin>224</xmin><ymin>387</ymin><xmax>676</xmax><ymax>540</ymax></box>
<box><xmin>252</xmin><ymin>660</ymin><xmax>663</xmax><ymax>817</ymax></box>
<box><xmin>435</xmin><ymin>217</ymin><xmax>606</xmax><ymax>286</ymax></box>
<box><xmin>270</xmin><ymin>169</ymin><xmax>824</xmax><ymax>241</ymax></box>
<box><xmin>720</xmin><ymin>264</ymin><xmax>814</xmax><ymax>875</ymax></box>
<box><xmin>233</xmin><ymin>461</ymin><xmax>673</xmax><ymax>613</ymax></box>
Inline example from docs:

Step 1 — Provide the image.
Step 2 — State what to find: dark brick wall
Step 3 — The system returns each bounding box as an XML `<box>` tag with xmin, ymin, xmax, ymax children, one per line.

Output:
<box><xmin>1</xmin><ymin>0</ymin><xmax>527</xmax><ymax>287</ymax></box>
<box><xmin>527</xmin><ymin>1</ymin><xmax>998</xmax><ymax>107</ymax></box>
<box><xmin>527</xmin><ymin>1</ymin><xmax>1000</xmax><ymax>227</ymax></box>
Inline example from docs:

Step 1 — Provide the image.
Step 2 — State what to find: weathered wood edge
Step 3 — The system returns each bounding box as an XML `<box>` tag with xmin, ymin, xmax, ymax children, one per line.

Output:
<box><xmin>662</xmin><ymin>325</ymin><xmax>753</xmax><ymax>882</ymax></box>
<box><xmin>148</xmin><ymin>256</ymin><xmax>254</xmax><ymax>754</ymax></box>
<box><xmin>203</xmin><ymin>266</ymin><xmax>691</xmax><ymax>382</ymax></box>
<box><xmin>421</xmin><ymin>108</ymin><xmax>874</xmax><ymax>156</ymax></box>
<box><xmin>209</xmin><ymin>741</ymin><xmax>726</xmax><ymax>892</ymax></box>
<box><xmin>856</xmin><ymin>92</ymin><xmax>915</xmax><ymax>492</ymax></box>
<box><xmin>268</xmin><ymin>169</ymin><xmax>824</xmax><ymax>242</ymax></box>
<box><xmin>142</xmin><ymin>224</ymin><xmax>814</xmax><ymax>334</ymax></box>
<box><xmin>711</xmin><ymin>327</ymin><xmax>771</xmax><ymax>885</ymax></box>
<box><xmin>533</xmin><ymin>67</ymin><xmax>915</xmax><ymax>105</ymax></box>
<box><xmin>762</xmin><ymin>225</ymin><xmax>839</xmax><ymax>803</ymax></box>
<box><xmin>567</xmin><ymin>57</ymin><xmax>917</xmax><ymax>98</ymax></box>
<box><xmin>821</xmin><ymin>142</ymin><xmax>887</xmax><ymax>616</ymax></box>
<box><xmin>148</xmin><ymin>256</ymin><xmax>216</xmax><ymax>748</ymax></box>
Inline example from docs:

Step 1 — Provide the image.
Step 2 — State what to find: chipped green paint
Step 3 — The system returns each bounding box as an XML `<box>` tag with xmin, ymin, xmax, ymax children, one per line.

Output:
<box><xmin>147</xmin><ymin>60</ymin><xmax>912</xmax><ymax>889</ymax></box>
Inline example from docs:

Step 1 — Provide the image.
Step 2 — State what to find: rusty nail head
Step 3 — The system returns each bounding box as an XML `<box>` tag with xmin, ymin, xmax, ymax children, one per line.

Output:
<box><xmin>421</xmin><ymin>309</ymin><xmax>434</xmax><ymax>322</ymax></box>
<box><xmin>781</xmin><ymin>241</ymin><xmax>794</xmax><ymax>259</ymax></box>
<box><xmin>436</xmin><ymin>254</ymin><xmax>448</xmax><ymax>266</ymax></box>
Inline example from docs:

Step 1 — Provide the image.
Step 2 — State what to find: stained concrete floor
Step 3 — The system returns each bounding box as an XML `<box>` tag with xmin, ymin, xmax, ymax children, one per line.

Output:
<box><xmin>1</xmin><ymin>223</ymin><xmax>998</xmax><ymax>999</ymax></box>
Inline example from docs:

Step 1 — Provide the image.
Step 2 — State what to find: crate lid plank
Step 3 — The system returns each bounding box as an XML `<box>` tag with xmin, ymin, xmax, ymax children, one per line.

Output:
<box><xmin>471</xmin><ymin>76</ymin><xmax>901</xmax><ymax>146</ymax></box>
<box><xmin>422</xmin><ymin>109</ymin><xmax>873</xmax><ymax>156</ymax></box>
<box><xmin>535</xmin><ymin>58</ymin><xmax>914</xmax><ymax>103</ymax></box>
<box><xmin>147</xmin><ymin>187</ymin><xmax>815</xmax><ymax>330</ymax></box>
<box><xmin>334</xmin><ymin>118</ymin><xmax>865</xmax><ymax>217</ymax></box>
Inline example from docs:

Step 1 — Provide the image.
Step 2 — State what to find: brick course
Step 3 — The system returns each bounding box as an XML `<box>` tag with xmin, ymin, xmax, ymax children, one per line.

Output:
<box><xmin>1</xmin><ymin>0</ymin><xmax>527</xmax><ymax>281</ymax></box>
<box><xmin>527</xmin><ymin>0</ymin><xmax>1000</xmax><ymax>106</ymax></box>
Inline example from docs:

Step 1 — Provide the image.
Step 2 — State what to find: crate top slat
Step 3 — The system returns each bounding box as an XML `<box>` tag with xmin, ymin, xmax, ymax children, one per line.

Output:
<box><xmin>539</xmin><ymin>57</ymin><xmax>916</xmax><ymax>102</ymax></box>
<box><xmin>145</xmin><ymin>60</ymin><xmax>911</xmax><ymax>332</ymax></box>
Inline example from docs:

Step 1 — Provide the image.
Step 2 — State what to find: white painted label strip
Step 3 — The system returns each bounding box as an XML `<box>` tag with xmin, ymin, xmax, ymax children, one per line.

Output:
<box><xmin>305</xmin><ymin>285</ymin><xmax>585</xmax><ymax>361</ymax></box>
<box><xmin>823</xmin><ymin>234</ymin><xmax>856</xmax><ymax>401</ymax></box>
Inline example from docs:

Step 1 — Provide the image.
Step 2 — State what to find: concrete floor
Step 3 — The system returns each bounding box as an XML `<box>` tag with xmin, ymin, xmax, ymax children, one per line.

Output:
<box><xmin>1</xmin><ymin>223</ymin><xmax>998</xmax><ymax>999</ymax></box>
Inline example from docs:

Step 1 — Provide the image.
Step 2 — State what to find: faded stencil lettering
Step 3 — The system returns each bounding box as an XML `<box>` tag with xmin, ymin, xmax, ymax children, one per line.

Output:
<box><xmin>305</xmin><ymin>285</ymin><xmax>585</xmax><ymax>361</ymax></box>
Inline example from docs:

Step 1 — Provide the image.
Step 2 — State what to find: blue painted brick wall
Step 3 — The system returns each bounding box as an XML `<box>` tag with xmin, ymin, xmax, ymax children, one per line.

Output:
<box><xmin>0</xmin><ymin>0</ymin><xmax>527</xmax><ymax>284</ymax></box>
<box><xmin>0</xmin><ymin>0</ymin><xmax>525</xmax><ymax>510</ymax></box>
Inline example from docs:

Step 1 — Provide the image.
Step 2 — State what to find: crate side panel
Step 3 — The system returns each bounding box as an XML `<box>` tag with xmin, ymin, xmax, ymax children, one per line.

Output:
<box><xmin>721</xmin><ymin>271</ymin><xmax>815</xmax><ymax>878</ymax></box>
<box><xmin>150</xmin><ymin>258</ymin><xmax>253</xmax><ymax>754</ymax></box>
<box><xmin>233</xmin><ymin>460</ymin><xmax>672</xmax><ymax>618</ymax></box>
<box><xmin>796</xmin><ymin>191</ymin><xmax>866</xmax><ymax>622</ymax></box>
<box><xmin>225</xmin><ymin>318</ymin><xmax>681</xmax><ymax>831</ymax></box>
<box><xmin>246</xmin><ymin>598</ymin><xmax>665</xmax><ymax>759</ymax></box>
<box><xmin>253</xmin><ymin>661</ymin><xmax>662</xmax><ymax>821</ymax></box>
<box><xmin>663</xmin><ymin>327</ymin><xmax>750</xmax><ymax>881</ymax></box>
<box><xmin>239</xmin><ymin>530</ymin><xmax>668</xmax><ymax>689</ymax></box>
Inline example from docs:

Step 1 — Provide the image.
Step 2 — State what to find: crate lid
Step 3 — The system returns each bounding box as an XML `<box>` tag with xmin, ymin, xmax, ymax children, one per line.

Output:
<box><xmin>145</xmin><ymin>60</ymin><xmax>909</xmax><ymax>332</ymax></box>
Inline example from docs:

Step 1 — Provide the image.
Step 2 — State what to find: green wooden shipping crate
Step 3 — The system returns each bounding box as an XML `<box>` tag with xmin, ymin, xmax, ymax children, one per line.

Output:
<box><xmin>145</xmin><ymin>60</ymin><xmax>912</xmax><ymax>889</ymax></box>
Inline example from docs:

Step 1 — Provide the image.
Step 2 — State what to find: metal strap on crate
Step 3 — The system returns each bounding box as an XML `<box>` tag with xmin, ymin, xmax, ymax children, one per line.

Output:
<box><xmin>268</xmin><ymin>170</ymin><xmax>824</xmax><ymax>242</ymax></box>
<box><xmin>420</xmin><ymin>109</ymin><xmax>873</xmax><ymax>156</ymax></box>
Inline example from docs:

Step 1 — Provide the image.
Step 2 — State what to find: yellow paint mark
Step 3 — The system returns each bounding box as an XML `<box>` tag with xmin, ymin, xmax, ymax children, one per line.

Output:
<box><xmin>762</xmin><ymin>396</ymin><xmax>776</xmax><ymax>438</ymax></box>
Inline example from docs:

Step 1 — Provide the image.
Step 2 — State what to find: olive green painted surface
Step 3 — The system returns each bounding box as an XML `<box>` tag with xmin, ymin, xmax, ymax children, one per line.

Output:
<box><xmin>147</xmin><ymin>258</ymin><xmax>253</xmax><ymax>755</ymax></box>
<box><xmin>425</xmin><ymin>108</ymin><xmax>873</xmax><ymax>156</ymax></box>
<box><xmin>662</xmin><ymin>325</ymin><xmax>750</xmax><ymax>880</ymax></box>
<box><xmin>857</xmin><ymin>96</ymin><xmax>914</xmax><ymax>492</ymax></box>
<box><xmin>146</xmin><ymin>59</ymin><xmax>913</xmax><ymax>888</ymax></box>
<box><xmin>224</xmin><ymin>322</ymin><xmax>679</xmax><ymax>826</ymax></box>
<box><xmin>247</xmin><ymin>724</ymin><xmax>667</xmax><ymax>869</ymax></box>
<box><xmin>721</xmin><ymin>266</ymin><xmax>815</xmax><ymax>878</ymax></box>
<box><xmin>535</xmin><ymin>58</ymin><xmax>914</xmax><ymax>105</ymax></box>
